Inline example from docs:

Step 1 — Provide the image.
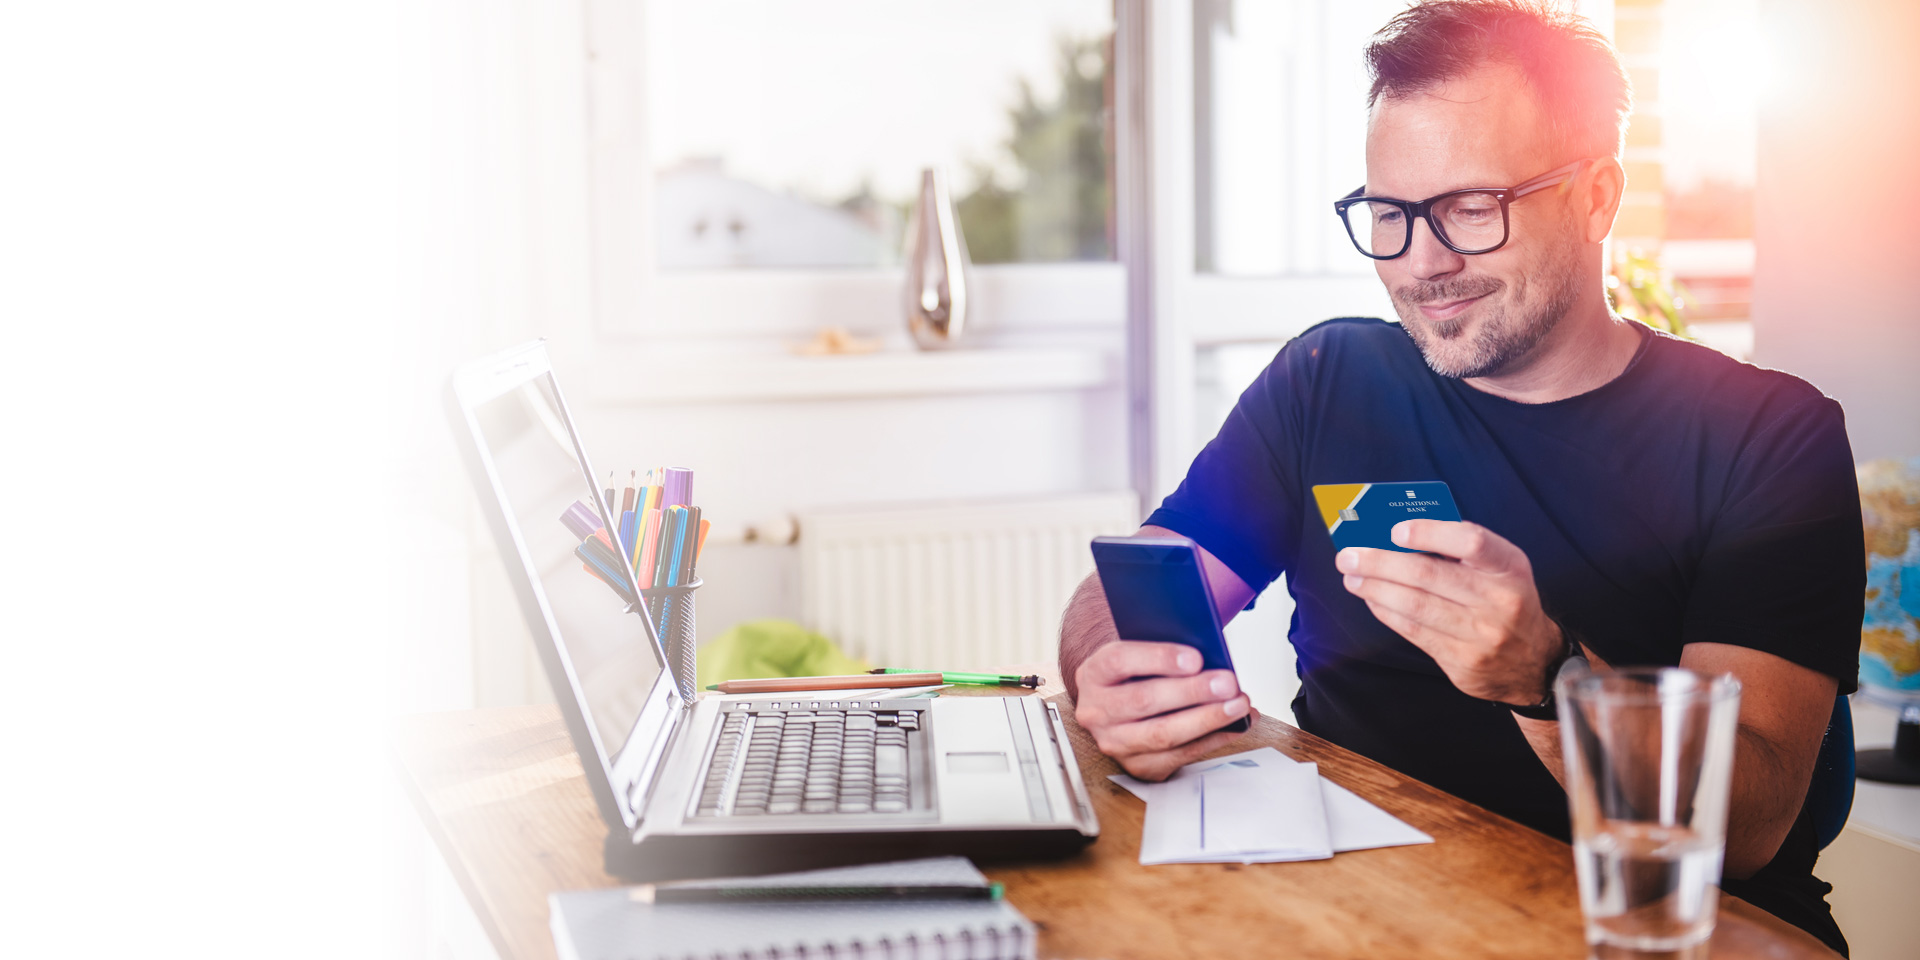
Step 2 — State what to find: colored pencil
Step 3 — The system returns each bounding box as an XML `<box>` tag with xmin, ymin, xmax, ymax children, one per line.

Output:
<box><xmin>635</xmin><ymin>507</ymin><xmax>663</xmax><ymax>582</ymax></box>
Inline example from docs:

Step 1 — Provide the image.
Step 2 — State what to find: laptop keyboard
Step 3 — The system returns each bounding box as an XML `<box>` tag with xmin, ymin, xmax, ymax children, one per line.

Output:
<box><xmin>696</xmin><ymin>702</ymin><xmax>923</xmax><ymax>817</ymax></box>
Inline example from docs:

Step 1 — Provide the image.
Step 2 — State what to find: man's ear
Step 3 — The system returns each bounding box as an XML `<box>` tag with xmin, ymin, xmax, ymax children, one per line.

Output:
<box><xmin>1582</xmin><ymin>157</ymin><xmax>1626</xmax><ymax>244</ymax></box>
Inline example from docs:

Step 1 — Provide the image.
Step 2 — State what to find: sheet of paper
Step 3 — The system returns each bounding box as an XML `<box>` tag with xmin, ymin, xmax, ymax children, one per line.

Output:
<box><xmin>1112</xmin><ymin>747</ymin><xmax>1432</xmax><ymax>854</ymax></box>
<box><xmin>1317</xmin><ymin>778</ymin><xmax>1433</xmax><ymax>852</ymax></box>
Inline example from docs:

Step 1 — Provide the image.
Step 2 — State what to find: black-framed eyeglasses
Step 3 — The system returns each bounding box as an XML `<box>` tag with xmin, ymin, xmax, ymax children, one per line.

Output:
<box><xmin>1332</xmin><ymin>160</ymin><xmax>1591</xmax><ymax>260</ymax></box>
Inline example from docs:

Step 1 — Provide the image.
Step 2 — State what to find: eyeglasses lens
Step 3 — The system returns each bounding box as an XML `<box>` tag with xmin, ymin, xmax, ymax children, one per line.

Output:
<box><xmin>1433</xmin><ymin>192</ymin><xmax>1505</xmax><ymax>253</ymax></box>
<box><xmin>1343</xmin><ymin>200</ymin><xmax>1406</xmax><ymax>258</ymax></box>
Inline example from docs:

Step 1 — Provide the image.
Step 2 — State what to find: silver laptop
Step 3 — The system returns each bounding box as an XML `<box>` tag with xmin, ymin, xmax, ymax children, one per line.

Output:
<box><xmin>449</xmin><ymin>340</ymin><xmax>1098</xmax><ymax>881</ymax></box>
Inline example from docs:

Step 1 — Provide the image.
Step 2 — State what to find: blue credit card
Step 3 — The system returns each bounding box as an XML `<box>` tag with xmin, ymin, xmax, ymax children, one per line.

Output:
<box><xmin>1312</xmin><ymin>481</ymin><xmax>1461</xmax><ymax>553</ymax></box>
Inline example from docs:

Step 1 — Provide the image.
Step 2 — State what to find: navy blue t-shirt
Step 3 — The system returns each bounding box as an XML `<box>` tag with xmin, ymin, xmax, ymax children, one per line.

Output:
<box><xmin>1145</xmin><ymin>318</ymin><xmax>1863</xmax><ymax>947</ymax></box>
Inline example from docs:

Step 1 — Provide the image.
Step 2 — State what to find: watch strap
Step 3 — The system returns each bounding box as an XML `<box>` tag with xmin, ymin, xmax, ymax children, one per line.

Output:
<box><xmin>1508</xmin><ymin>625</ymin><xmax>1578</xmax><ymax>721</ymax></box>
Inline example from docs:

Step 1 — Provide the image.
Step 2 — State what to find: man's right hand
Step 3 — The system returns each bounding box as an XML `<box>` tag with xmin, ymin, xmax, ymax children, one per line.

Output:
<box><xmin>1072</xmin><ymin>639</ymin><xmax>1254</xmax><ymax>781</ymax></box>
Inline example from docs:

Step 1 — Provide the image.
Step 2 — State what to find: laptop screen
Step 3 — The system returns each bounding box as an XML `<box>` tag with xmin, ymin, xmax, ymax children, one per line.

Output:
<box><xmin>470</xmin><ymin>371</ymin><xmax>665</xmax><ymax>766</ymax></box>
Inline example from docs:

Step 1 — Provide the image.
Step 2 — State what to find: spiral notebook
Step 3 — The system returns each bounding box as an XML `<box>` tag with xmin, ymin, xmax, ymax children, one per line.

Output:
<box><xmin>549</xmin><ymin>858</ymin><xmax>1036</xmax><ymax>960</ymax></box>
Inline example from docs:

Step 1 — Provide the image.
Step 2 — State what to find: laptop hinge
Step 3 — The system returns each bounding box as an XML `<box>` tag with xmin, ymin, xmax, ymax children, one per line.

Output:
<box><xmin>625</xmin><ymin>698</ymin><xmax>692</xmax><ymax>832</ymax></box>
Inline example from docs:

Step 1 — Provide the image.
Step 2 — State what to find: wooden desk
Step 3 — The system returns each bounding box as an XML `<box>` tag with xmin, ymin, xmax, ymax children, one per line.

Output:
<box><xmin>394</xmin><ymin>691</ymin><xmax>1838</xmax><ymax>960</ymax></box>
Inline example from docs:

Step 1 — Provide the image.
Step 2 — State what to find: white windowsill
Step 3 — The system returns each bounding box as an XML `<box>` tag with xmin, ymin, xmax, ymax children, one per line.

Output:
<box><xmin>588</xmin><ymin>345</ymin><xmax>1117</xmax><ymax>405</ymax></box>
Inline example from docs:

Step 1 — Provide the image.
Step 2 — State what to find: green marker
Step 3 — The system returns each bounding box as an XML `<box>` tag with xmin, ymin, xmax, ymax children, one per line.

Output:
<box><xmin>869</xmin><ymin>668</ymin><xmax>1043</xmax><ymax>688</ymax></box>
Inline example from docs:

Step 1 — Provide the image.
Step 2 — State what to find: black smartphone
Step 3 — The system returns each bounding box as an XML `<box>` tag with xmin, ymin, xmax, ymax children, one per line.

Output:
<box><xmin>1089</xmin><ymin>536</ymin><xmax>1249</xmax><ymax>734</ymax></box>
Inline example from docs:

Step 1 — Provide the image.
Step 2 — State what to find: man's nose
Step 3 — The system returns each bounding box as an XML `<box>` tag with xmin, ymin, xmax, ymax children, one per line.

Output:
<box><xmin>1400</xmin><ymin>214</ymin><xmax>1465</xmax><ymax>281</ymax></box>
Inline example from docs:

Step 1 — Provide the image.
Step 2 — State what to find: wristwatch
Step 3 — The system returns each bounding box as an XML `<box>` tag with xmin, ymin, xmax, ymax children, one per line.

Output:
<box><xmin>1507</xmin><ymin>625</ymin><xmax>1587</xmax><ymax>722</ymax></box>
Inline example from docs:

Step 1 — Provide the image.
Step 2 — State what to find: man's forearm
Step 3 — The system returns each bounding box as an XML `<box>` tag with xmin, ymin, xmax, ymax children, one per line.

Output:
<box><xmin>1519</xmin><ymin>715</ymin><xmax>1810</xmax><ymax>880</ymax></box>
<box><xmin>1059</xmin><ymin>572</ymin><xmax>1119</xmax><ymax>702</ymax></box>
<box><xmin>1511</xmin><ymin>643</ymin><xmax>1829</xmax><ymax>881</ymax></box>
<box><xmin>1721</xmin><ymin>724</ymin><xmax>1812</xmax><ymax>879</ymax></box>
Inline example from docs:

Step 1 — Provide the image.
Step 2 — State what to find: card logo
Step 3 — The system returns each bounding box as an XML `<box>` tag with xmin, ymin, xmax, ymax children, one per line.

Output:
<box><xmin>1312</xmin><ymin>483</ymin><xmax>1371</xmax><ymax>534</ymax></box>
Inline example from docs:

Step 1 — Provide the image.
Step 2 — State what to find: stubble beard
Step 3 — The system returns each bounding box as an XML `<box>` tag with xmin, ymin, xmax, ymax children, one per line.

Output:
<box><xmin>1391</xmin><ymin>227</ymin><xmax>1586</xmax><ymax>380</ymax></box>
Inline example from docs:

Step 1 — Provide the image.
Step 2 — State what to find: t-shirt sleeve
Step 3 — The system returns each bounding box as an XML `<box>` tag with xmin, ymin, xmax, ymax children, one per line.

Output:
<box><xmin>1683</xmin><ymin>395</ymin><xmax>1865</xmax><ymax>691</ymax></box>
<box><xmin>1143</xmin><ymin>342</ymin><xmax>1306</xmax><ymax>599</ymax></box>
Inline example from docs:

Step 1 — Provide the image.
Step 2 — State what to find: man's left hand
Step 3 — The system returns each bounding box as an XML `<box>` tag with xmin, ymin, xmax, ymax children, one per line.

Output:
<box><xmin>1336</xmin><ymin>519</ymin><xmax>1562</xmax><ymax>705</ymax></box>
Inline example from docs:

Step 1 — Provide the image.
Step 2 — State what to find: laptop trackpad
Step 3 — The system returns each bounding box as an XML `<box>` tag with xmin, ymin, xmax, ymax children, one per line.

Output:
<box><xmin>932</xmin><ymin>699</ymin><xmax>1035</xmax><ymax>823</ymax></box>
<box><xmin>947</xmin><ymin>752</ymin><xmax>1010</xmax><ymax>774</ymax></box>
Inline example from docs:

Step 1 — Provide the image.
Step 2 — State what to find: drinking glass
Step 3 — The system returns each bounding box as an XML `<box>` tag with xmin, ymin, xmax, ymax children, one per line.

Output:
<box><xmin>1557</xmin><ymin>667</ymin><xmax>1741</xmax><ymax>958</ymax></box>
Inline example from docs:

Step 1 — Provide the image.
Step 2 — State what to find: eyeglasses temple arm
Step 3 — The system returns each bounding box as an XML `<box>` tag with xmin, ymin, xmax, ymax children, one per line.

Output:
<box><xmin>1511</xmin><ymin>159</ymin><xmax>1594</xmax><ymax>199</ymax></box>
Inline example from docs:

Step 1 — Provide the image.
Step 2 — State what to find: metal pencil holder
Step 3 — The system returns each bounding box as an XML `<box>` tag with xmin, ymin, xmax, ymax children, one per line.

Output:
<box><xmin>641</xmin><ymin>578</ymin><xmax>701</xmax><ymax>703</ymax></box>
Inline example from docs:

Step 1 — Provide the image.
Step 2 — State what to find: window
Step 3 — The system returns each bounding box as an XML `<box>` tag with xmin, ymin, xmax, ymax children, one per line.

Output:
<box><xmin>587</xmin><ymin>0</ymin><xmax>1125</xmax><ymax>341</ymax></box>
<box><xmin>1657</xmin><ymin>0</ymin><xmax>1759</xmax><ymax>346</ymax></box>
<box><xmin>1192</xmin><ymin>0</ymin><xmax>1399</xmax><ymax>277</ymax></box>
<box><xmin>647</xmin><ymin>0</ymin><xmax>1114</xmax><ymax>269</ymax></box>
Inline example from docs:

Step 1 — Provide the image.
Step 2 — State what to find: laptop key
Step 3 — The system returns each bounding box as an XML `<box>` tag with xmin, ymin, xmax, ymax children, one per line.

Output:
<box><xmin>837</xmin><ymin>801</ymin><xmax>872</xmax><ymax>813</ymax></box>
<box><xmin>875</xmin><ymin>745</ymin><xmax>907</xmax><ymax>777</ymax></box>
<box><xmin>873</xmin><ymin>800</ymin><xmax>907</xmax><ymax>813</ymax></box>
<box><xmin>802</xmin><ymin>800</ymin><xmax>836</xmax><ymax>813</ymax></box>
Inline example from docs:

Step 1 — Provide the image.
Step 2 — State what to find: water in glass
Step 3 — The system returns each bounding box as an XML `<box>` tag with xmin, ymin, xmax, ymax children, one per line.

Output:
<box><xmin>1574</xmin><ymin>822</ymin><xmax>1723</xmax><ymax>952</ymax></box>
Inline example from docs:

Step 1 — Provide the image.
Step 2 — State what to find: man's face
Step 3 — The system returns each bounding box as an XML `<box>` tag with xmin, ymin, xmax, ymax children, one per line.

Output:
<box><xmin>1365</xmin><ymin>64</ymin><xmax>1588</xmax><ymax>380</ymax></box>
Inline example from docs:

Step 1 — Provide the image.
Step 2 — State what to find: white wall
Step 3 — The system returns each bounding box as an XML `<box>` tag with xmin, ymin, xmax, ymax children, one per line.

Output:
<box><xmin>1751</xmin><ymin>0</ymin><xmax>1920</xmax><ymax>461</ymax></box>
<box><xmin>404</xmin><ymin>0</ymin><xmax>1131</xmax><ymax>706</ymax></box>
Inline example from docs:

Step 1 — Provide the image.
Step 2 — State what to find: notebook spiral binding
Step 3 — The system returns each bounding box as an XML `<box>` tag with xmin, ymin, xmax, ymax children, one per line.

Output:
<box><xmin>756</xmin><ymin>924</ymin><xmax>1030</xmax><ymax>960</ymax></box>
<box><xmin>642</xmin><ymin>578</ymin><xmax>701</xmax><ymax>703</ymax></box>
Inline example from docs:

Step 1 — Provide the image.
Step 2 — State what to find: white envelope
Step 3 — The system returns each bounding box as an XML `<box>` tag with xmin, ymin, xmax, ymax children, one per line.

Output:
<box><xmin>1136</xmin><ymin>760</ymin><xmax>1333</xmax><ymax>865</ymax></box>
<box><xmin>1113</xmin><ymin>747</ymin><xmax>1433</xmax><ymax>857</ymax></box>
<box><xmin>1202</xmin><ymin>761</ymin><xmax>1332</xmax><ymax>859</ymax></box>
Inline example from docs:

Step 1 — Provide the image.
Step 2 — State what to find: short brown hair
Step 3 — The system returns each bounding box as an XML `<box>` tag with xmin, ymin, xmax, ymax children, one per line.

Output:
<box><xmin>1365</xmin><ymin>0</ymin><xmax>1632</xmax><ymax>160</ymax></box>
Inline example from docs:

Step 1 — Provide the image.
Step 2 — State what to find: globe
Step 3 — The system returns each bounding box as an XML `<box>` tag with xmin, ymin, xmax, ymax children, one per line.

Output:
<box><xmin>1857</xmin><ymin>456</ymin><xmax>1920</xmax><ymax>783</ymax></box>
<box><xmin>1860</xmin><ymin>458</ymin><xmax>1920</xmax><ymax>695</ymax></box>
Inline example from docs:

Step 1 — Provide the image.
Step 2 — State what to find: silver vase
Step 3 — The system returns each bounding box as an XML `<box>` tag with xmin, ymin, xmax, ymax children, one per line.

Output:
<box><xmin>903</xmin><ymin>167</ymin><xmax>973</xmax><ymax>349</ymax></box>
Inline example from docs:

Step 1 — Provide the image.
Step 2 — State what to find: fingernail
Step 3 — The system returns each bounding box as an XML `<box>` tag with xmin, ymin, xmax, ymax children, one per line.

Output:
<box><xmin>1391</xmin><ymin>523</ymin><xmax>1409</xmax><ymax>546</ymax></box>
<box><xmin>1343</xmin><ymin>574</ymin><xmax>1364</xmax><ymax>591</ymax></box>
<box><xmin>1335</xmin><ymin>549</ymin><xmax>1356</xmax><ymax>572</ymax></box>
<box><xmin>1210</xmin><ymin>674</ymin><xmax>1236</xmax><ymax>698</ymax></box>
<box><xmin>1178</xmin><ymin>650</ymin><xmax>1201</xmax><ymax>673</ymax></box>
<box><xmin>1224</xmin><ymin>698</ymin><xmax>1249</xmax><ymax>718</ymax></box>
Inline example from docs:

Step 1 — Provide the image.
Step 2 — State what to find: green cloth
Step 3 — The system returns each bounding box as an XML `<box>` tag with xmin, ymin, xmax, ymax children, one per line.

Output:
<box><xmin>696</xmin><ymin>618</ymin><xmax>869</xmax><ymax>688</ymax></box>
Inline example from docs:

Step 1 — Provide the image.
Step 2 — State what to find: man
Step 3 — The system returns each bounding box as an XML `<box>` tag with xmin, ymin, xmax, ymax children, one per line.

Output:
<box><xmin>1058</xmin><ymin>1</ymin><xmax>1862</xmax><ymax>952</ymax></box>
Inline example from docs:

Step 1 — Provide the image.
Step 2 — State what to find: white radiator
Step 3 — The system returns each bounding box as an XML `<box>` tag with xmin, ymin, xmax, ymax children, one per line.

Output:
<box><xmin>798</xmin><ymin>493</ymin><xmax>1141</xmax><ymax>670</ymax></box>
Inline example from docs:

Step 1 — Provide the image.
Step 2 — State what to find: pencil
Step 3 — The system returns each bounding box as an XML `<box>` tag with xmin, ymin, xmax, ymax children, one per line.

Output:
<box><xmin>869</xmin><ymin>669</ymin><xmax>1043</xmax><ymax>688</ymax></box>
<box><xmin>705</xmin><ymin>673</ymin><xmax>943</xmax><ymax>694</ymax></box>
<box><xmin>635</xmin><ymin>508</ymin><xmax>663</xmax><ymax>583</ymax></box>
